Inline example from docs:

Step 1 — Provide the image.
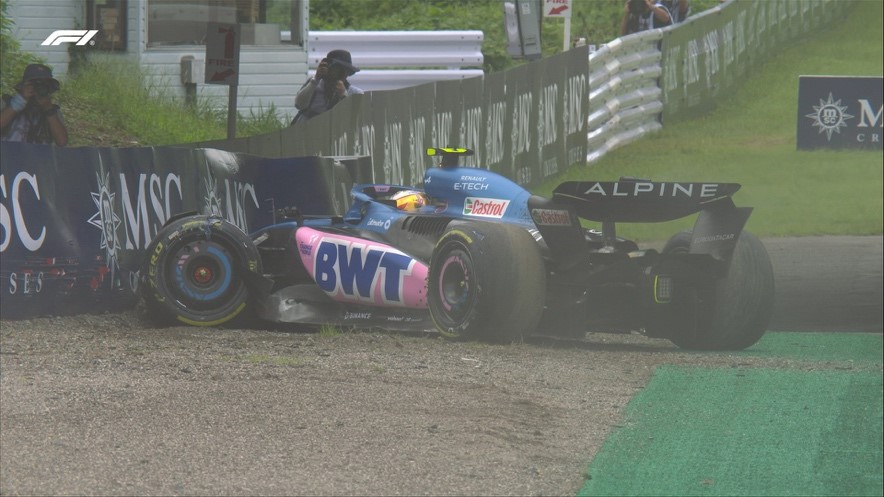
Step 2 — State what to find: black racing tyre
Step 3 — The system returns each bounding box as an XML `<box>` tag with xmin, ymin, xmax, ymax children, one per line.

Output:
<box><xmin>662</xmin><ymin>230</ymin><xmax>775</xmax><ymax>350</ymax></box>
<box><xmin>142</xmin><ymin>215</ymin><xmax>262</xmax><ymax>327</ymax></box>
<box><xmin>428</xmin><ymin>221</ymin><xmax>546</xmax><ymax>343</ymax></box>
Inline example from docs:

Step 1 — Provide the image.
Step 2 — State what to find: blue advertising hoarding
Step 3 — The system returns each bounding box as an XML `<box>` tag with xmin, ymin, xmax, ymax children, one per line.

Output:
<box><xmin>0</xmin><ymin>142</ymin><xmax>367</xmax><ymax>318</ymax></box>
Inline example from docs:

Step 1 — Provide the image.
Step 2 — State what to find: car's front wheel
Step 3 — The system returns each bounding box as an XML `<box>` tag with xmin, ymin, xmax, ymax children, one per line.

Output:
<box><xmin>142</xmin><ymin>215</ymin><xmax>262</xmax><ymax>327</ymax></box>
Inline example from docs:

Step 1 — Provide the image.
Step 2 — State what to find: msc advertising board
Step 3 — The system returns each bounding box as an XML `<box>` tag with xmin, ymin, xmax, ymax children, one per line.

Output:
<box><xmin>797</xmin><ymin>76</ymin><xmax>883</xmax><ymax>150</ymax></box>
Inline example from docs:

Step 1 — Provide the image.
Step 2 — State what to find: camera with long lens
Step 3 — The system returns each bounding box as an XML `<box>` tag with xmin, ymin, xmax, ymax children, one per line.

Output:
<box><xmin>31</xmin><ymin>80</ymin><xmax>56</xmax><ymax>97</ymax></box>
<box><xmin>628</xmin><ymin>0</ymin><xmax>647</xmax><ymax>13</ymax></box>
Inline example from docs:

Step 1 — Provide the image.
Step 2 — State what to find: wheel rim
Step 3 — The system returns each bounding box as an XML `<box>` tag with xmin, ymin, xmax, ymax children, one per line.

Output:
<box><xmin>166</xmin><ymin>238</ymin><xmax>239</xmax><ymax>309</ymax></box>
<box><xmin>192</xmin><ymin>265</ymin><xmax>214</xmax><ymax>285</ymax></box>
<box><xmin>434</xmin><ymin>248</ymin><xmax>476</xmax><ymax>326</ymax></box>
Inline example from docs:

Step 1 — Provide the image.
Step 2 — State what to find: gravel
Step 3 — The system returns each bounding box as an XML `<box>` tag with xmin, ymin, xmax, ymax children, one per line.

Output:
<box><xmin>0</xmin><ymin>309</ymin><xmax>815</xmax><ymax>497</ymax></box>
<box><xmin>4</xmin><ymin>234</ymin><xmax>881</xmax><ymax>495</ymax></box>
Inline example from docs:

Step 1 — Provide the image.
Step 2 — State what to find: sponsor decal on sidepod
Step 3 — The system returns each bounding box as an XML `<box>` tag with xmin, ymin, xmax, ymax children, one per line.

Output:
<box><xmin>531</xmin><ymin>208</ymin><xmax>571</xmax><ymax>226</ymax></box>
<box><xmin>463</xmin><ymin>197</ymin><xmax>509</xmax><ymax>218</ymax></box>
<box><xmin>296</xmin><ymin>227</ymin><xmax>428</xmax><ymax>308</ymax></box>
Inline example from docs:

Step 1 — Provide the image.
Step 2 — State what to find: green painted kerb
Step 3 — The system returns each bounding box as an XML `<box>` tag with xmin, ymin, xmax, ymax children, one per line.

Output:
<box><xmin>745</xmin><ymin>332</ymin><xmax>883</xmax><ymax>363</ymax></box>
<box><xmin>579</xmin><ymin>363</ymin><xmax>883</xmax><ymax>496</ymax></box>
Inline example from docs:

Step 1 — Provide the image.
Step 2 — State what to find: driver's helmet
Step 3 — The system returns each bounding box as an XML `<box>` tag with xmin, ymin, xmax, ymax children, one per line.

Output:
<box><xmin>392</xmin><ymin>189</ymin><xmax>429</xmax><ymax>211</ymax></box>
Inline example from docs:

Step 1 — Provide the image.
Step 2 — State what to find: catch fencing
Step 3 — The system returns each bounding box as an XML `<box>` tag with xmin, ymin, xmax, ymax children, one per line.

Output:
<box><xmin>198</xmin><ymin>0</ymin><xmax>852</xmax><ymax>185</ymax></box>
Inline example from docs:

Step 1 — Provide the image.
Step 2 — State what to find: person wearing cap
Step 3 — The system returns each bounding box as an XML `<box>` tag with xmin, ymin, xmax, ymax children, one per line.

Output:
<box><xmin>291</xmin><ymin>49</ymin><xmax>364</xmax><ymax>125</ymax></box>
<box><xmin>620</xmin><ymin>0</ymin><xmax>672</xmax><ymax>36</ymax></box>
<box><xmin>1</xmin><ymin>64</ymin><xmax>68</xmax><ymax>146</ymax></box>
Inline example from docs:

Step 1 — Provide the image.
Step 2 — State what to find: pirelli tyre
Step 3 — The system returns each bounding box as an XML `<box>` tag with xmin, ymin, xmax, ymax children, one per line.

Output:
<box><xmin>142</xmin><ymin>215</ymin><xmax>262</xmax><ymax>327</ymax></box>
<box><xmin>428</xmin><ymin>221</ymin><xmax>546</xmax><ymax>343</ymax></box>
<box><xmin>659</xmin><ymin>230</ymin><xmax>775</xmax><ymax>350</ymax></box>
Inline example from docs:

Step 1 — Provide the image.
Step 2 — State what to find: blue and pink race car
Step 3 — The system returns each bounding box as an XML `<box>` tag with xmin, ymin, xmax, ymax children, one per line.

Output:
<box><xmin>141</xmin><ymin>148</ymin><xmax>774</xmax><ymax>350</ymax></box>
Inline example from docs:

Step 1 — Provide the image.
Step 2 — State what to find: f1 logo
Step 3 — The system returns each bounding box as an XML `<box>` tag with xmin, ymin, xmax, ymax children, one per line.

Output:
<box><xmin>41</xmin><ymin>30</ymin><xmax>99</xmax><ymax>46</ymax></box>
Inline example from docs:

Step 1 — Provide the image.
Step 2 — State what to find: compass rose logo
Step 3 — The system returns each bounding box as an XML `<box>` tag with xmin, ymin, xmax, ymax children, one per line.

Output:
<box><xmin>806</xmin><ymin>93</ymin><xmax>854</xmax><ymax>141</ymax></box>
<box><xmin>203</xmin><ymin>172</ymin><xmax>223</xmax><ymax>216</ymax></box>
<box><xmin>87</xmin><ymin>172</ymin><xmax>122</xmax><ymax>279</ymax></box>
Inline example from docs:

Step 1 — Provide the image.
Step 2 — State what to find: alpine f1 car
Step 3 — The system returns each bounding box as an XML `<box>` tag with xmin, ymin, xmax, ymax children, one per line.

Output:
<box><xmin>141</xmin><ymin>147</ymin><xmax>774</xmax><ymax>350</ymax></box>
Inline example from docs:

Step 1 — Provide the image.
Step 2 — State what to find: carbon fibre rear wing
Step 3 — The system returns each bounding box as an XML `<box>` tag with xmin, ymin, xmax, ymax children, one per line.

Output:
<box><xmin>552</xmin><ymin>181</ymin><xmax>742</xmax><ymax>222</ymax></box>
<box><xmin>551</xmin><ymin>180</ymin><xmax>752</xmax><ymax>262</ymax></box>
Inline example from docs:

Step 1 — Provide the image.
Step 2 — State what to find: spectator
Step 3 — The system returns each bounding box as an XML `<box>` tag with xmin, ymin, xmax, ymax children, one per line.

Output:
<box><xmin>620</xmin><ymin>0</ymin><xmax>672</xmax><ymax>36</ymax></box>
<box><xmin>292</xmin><ymin>49</ymin><xmax>364</xmax><ymax>125</ymax></box>
<box><xmin>1</xmin><ymin>64</ymin><xmax>68</xmax><ymax>146</ymax></box>
<box><xmin>663</xmin><ymin>0</ymin><xmax>691</xmax><ymax>23</ymax></box>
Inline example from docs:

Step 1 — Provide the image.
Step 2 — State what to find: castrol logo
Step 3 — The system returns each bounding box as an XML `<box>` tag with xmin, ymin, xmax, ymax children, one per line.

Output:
<box><xmin>463</xmin><ymin>197</ymin><xmax>510</xmax><ymax>218</ymax></box>
<box><xmin>531</xmin><ymin>208</ymin><xmax>572</xmax><ymax>226</ymax></box>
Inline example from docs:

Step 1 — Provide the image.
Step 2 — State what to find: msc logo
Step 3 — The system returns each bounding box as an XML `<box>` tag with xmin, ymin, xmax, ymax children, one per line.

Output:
<box><xmin>41</xmin><ymin>30</ymin><xmax>99</xmax><ymax>46</ymax></box>
<box><xmin>805</xmin><ymin>93</ymin><xmax>855</xmax><ymax>141</ymax></box>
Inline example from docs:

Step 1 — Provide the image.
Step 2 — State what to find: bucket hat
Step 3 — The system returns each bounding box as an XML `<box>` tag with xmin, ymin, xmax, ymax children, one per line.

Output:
<box><xmin>325</xmin><ymin>49</ymin><xmax>359</xmax><ymax>75</ymax></box>
<box><xmin>21</xmin><ymin>64</ymin><xmax>60</xmax><ymax>92</ymax></box>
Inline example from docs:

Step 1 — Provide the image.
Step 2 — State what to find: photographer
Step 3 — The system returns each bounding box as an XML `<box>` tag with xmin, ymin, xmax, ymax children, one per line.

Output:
<box><xmin>663</xmin><ymin>0</ymin><xmax>691</xmax><ymax>23</ymax></box>
<box><xmin>620</xmin><ymin>0</ymin><xmax>672</xmax><ymax>36</ymax></box>
<box><xmin>292</xmin><ymin>49</ymin><xmax>363</xmax><ymax>125</ymax></box>
<box><xmin>1</xmin><ymin>64</ymin><xmax>68</xmax><ymax>146</ymax></box>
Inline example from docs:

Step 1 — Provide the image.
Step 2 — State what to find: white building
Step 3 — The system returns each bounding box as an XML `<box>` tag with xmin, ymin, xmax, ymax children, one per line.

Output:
<box><xmin>6</xmin><ymin>0</ymin><xmax>309</xmax><ymax>122</ymax></box>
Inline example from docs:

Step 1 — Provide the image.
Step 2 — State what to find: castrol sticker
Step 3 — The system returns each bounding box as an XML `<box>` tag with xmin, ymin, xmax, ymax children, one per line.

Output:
<box><xmin>531</xmin><ymin>208</ymin><xmax>572</xmax><ymax>226</ymax></box>
<box><xmin>463</xmin><ymin>197</ymin><xmax>509</xmax><ymax>218</ymax></box>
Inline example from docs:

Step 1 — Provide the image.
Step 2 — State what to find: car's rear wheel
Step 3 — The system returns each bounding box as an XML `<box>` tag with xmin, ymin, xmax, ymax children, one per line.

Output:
<box><xmin>142</xmin><ymin>215</ymin><xmax>262</xmax><ymax>327</ymax></box>
<box><xmin>659</xmin><ymin>230</ymin><xmax>774</xmax><ymax>350</ymax></box>
<box><xmin>428</xmin><ymin>221</ymin><xmax>546</xmax><ymax>342</ymax></box>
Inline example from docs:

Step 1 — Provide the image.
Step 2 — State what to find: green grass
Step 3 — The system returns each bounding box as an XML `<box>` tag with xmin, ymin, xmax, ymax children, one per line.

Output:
<box><xmin>318</xmin><ymin>324</ymin><xmax>344</xmax><ymax>337</ymax></box>
<box><xmin>538</xmin><ymin>0</ymin><xmax>884</xmax><ymax>242</ymax></box>
<box><xmin>56</xmin><ymin>57</ymin><xmax>285</xmax><ymax>147</ymax></box>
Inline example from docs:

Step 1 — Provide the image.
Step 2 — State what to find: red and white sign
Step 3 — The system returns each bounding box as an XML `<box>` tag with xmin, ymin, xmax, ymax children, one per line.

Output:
<box><xmin>543</xmin><ymin>0</ymin><xmax>572</xmax><ymax>18</ymax></box>
<box><xmin>205</xmin><ymin>23</ymin><xmax>240</xmax><ymax>86</ymax></box>
<box><xmin>463</xmin><ymin>197</ymin><xmax>510</xmax><ymax>218</ymax></box>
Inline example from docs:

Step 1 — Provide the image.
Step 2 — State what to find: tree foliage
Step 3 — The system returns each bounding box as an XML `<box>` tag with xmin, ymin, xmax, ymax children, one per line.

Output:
<box><xmin>0</xmin><ymin>0</ymin><xmax>43</xmax><ymax>95</ymax></box>
<box><xmin>307</xmin><ymin>0</ymin><xmax>722</xmax><ymax>73</ymax></box>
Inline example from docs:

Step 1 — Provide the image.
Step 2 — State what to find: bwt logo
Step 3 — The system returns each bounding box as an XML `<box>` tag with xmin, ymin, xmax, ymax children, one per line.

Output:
<box><xmin>41</xmin><ymin>30</ymin><xmax>99</xmax><ymax>46</ymax></box>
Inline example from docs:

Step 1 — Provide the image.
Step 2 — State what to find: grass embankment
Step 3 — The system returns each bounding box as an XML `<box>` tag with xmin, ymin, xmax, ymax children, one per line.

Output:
<box><xmin>538</xmin><ymin>0</ymin><xmax>884</xmax><ymax>241</ymax></box>
<box><xmin>56</xmin><ymin>58</ymin><xmax>284</xmax><ymax>147</ymax></box>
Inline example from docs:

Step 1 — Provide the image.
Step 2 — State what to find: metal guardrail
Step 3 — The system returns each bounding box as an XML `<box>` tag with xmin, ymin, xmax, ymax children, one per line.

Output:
<box><xmin>283</xmin><ymin>30</ymin><xmax>485</xmax><ymax>91</ymax></box>
<box><xmin>583</xmin><ymin>0</ymin><xmax>852</xmax><ymax>165</ymax></box>
<box><xmin>586</xmin><ymin>30</ymin><xmax>665</xmax><ymax>164</ymax></box>
<box><xmin>330</xmin><ymin>69</ymin><xmax>484</xmax><ymax>92</ymax></box>
<box><xmin>306</xmin><ymin>30</ymin><xmax>484</xmax><ymax>68</ymax></box>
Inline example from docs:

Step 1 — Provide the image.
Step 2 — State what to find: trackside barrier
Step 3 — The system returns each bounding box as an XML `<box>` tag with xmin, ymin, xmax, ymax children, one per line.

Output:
<box><xmin>196</xmin><ymin>47</ymin><xmax>591</xmax><ymax>189</ymax></box>
<box><xmin>197</xmin><ymin>0</ymin><xmax>849</xmax><ymax>181</ymax></box>
<box><xmin>586</xmin><ymin>31</ymin><xmax>664</xmax><ymax>164</ymax></box>
<box><xmin>294</xmin><ymin>31</ymin><xmax>485</xmax><ymax>91</ymax></box>
<box><xmin>0</xmin><ymin>141</ymin><xmax>372</xmax><ymax>318</ymax></box>
<box><xmin>585</xmin><ymin>0</ymin><xmax>852</xmax><ymax>164</ymax></box>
